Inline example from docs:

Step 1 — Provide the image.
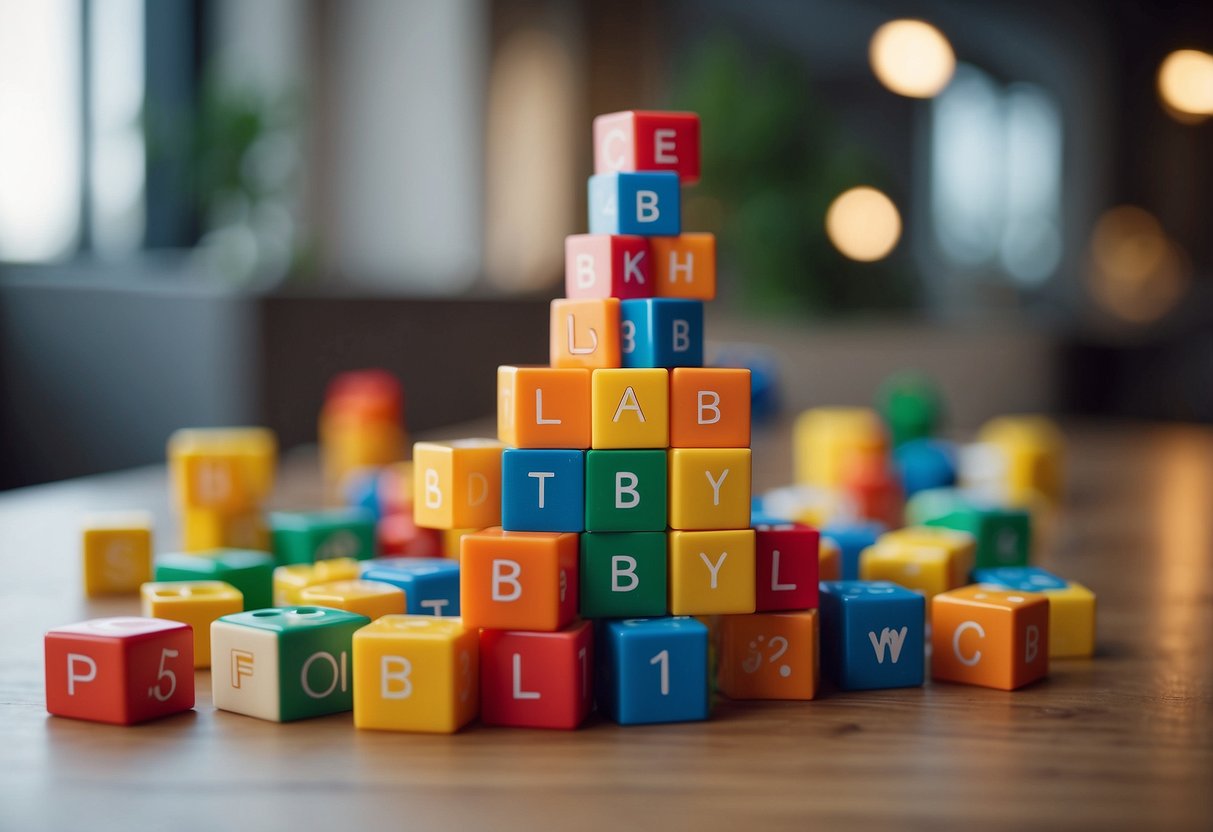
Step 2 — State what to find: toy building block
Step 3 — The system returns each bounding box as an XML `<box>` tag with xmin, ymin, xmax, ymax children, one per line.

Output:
<box><xmin>590</xmin><ymin>368</ymin><xmax>670</xmax><ymax>449</ymax></box>
<box><xmin>352</xmin><ymin>615</ymin><xmax>478</xmax><ymax>733</ymax></box>
<box><xmin>361</xmin><ymin>557</ymin><xmax>461</xmax><ymax>617</ymax></box>
<box><xmin>894</xmin><ymin>438</ymin><xmax>958</xmax><ymax>498</ymax></box>
<box><xmin>377</xmin><ymin>513</ymin><xmax>443</xmax><ymax>557</ymax></box>
<box><xmin>973</xmin><ymin>566</ymin><xmax>1095</xmax><ymax>658</ymax></box>
<box><xmin>588</xmin><ymin>171</ymin><xmax>681</xmax><ymax>236</ymax></box>
<box><xmin>668</xmin><ymin>448</ymin><xmax>751</xmax><ymax>531</ymax></box>
<box><xmin>876</xmin><ymin>372</ymin><xmax>944</xmax><ymax>447</ymax></box>
<box><xmin>81</xmin><ymin>511</ymin><xmax>153</xmax><ymax>596</ymax></box>
<box><xmin>439</xmin><ymin>527</ymin><xmax>478</xmax><ymax>560</ymax></box>
<box><xmin>182</xmin><ymin>508</ymin><xmax>268</xmax><ymax>553</ymax></box>
<box><xmin>479</xmin><ymin>621</ymin><xmax>594</xmax><ymax>730</ymax></box>
<box><xmin>141</xmin><ymin>581</ymin><xmax>243</xmax><ymax>668</ymax></box>
<box><xmin>931</xmin><ymin>585</ymin><xmax>1049</xmax><ymax>690</ymax></box>
<box><xmin>168</xmin><ymin>427</ymin><xmax>276</xmax><ymax>512</ymax></box>
<box><xmin>821</xmin><ymin>520</ymin><xmax>886</xmax><ymax>581</ymax></box>
<box><xmin>580</xmin><ymin>532</ymin><xmax>668</xmax><ymax>618</ymax></box>
<box><xmin>299</xmin><ymin>579</ymin><xmax>406</xmax><ymax>620</ymax></box>
<box><xmin>668</xmin><ymin>529</ymin><xmax>756</xmax><ymax>615</ymax></box>
<box><xmin>711</xmin><ymin>344</ymin><xmax>781</xmax><ymax>424</ymax></box>
<box><xmin>597</xmin><ymin>617</ymin><xmax>709</xmax><ymax>725</ymax></box>
<box><xmin>793</xmin><ymin>407</ymin><xmax>888</xmax><ymax>488</ymax></box>
<box><xmin>501</xmin><ymin>448</ymin><xmax>585</xmax><ymax>533</ymax></box>
<box><xmin>650</xmin><ymin>233</ymin><xmax>716</xmax><ymax>300</ymax></box>
<box><xmin>270</xmin><ymin>509</ymin><xmax>377</xmax><ymax>565</ymax></box>
<box><xmin>840</xmin><ymin>453</ymin><xmax>903</xmax><ymax>528</ymax></box>
<box><xmin>819</xmin><ymin>581</ymin><xmax>925</xmax><ymax>690</ymax></box>
<box><xmin>593</xmin><ymin>110</ymin><xmax>701</xmax><ymax>183</ymax></box>
<box><xmin>320</xmin><ymin>370</ymin><xmax>406</xmax><ymax>487</ymax></box>
<box><xmin>564</xmin><ymin>234</ymin><xmax>653</xmax><ymax>300</ymax></box>
<box><xmin>619</xmin><ymin>298</ymin><xmax>703</xmax><ymax>369</ymax></box>
<box><xmin>584</xmin><ymin>450</ymin><xmax>667</xmax><ymax>532</ymax></box>
<box><xmin>758</xmin><ymin>483</ymin><xmax>858</xmax><ymax>528</ymax></box>
<box><xmin>717</xmin><ymin>611</ymin><xmax>819</xmax><ymax>700</ymax></box>
<box><xmin>860</xmin><ymin>526</ymin><xmax>975</xmax><ymax>597</ymax></box>
<box><xmin>922</xmin><ymin>499</ymin><xmax>1032</xmax><ymax>570</ymax></box>
<box><xmin>155</xmin><ymin>549</ymin><xmax>275</xmax><ymax>610</ymax></box>
<box><xmin>460</xmin><ymin>529</ymin><xmax>578</xmax><ymax>631</ymax></box>
<box><xmin>753</xmin><ymin>522</ymin><xmax>819</xmax><ymax>612</ymax></box>
<box><xmin>274</xmin><ymin>558</ymin><xmax>362</xmax><ymax>606</ymax></box>
<box><xmin>976</xmin><ymin>415</ymin><xmax>1065</xmax><ymax>505</ymax></box>
<box><xmin>412</xmin><ymin>439</ymin><xmax>503</xmax><ymax>530</ymax></box>
<box><xmin>45</xmin><ymin>617</ymin><xmax>194</xmax><ymax>725</ymax></box>
<box><xmin>669</xmin><ymin>368</ymin><xmax>751</xmax><ymax>449</ymax></box>
<box><xmin>819</xmin><ymin>536</ymin><xmax>842</xmax><ymax>581</ymax></box>
<box><xmin>549</xmin><ymin>298</ymin><xmax>622</xmax><ymax>370</ymax></box>
<box><xmin>497</xmin><ymin>365</ymin><xmax>592</xmax><ymax>450</ymax></box>
<box><xmin>210</xmin><ymin>606</ymin><xmax>370</xmax><ymax>722</ymax></box>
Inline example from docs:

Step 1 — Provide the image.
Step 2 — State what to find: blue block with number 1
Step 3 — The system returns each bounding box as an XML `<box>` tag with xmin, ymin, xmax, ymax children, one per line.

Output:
<box><xmin>819</xmin><ymin>581</ymin><xmax>924</xmax><ymax>691</ymax></box>
<box><xmin>501</xmin><ymin>448</ymin><xmax>585</xmax><ymax>533</ymax></box>
<box><xmin>620</xmin><ymin>298</ymin><xmax>703</xmax><ymax>369</ymax></box>
<box><xmin>588</xmin><ymin>172</ymin><xmax>681</xmax><ymax>236</ymax></box>
<box><xmin>596</xmin><ymin>616</ymin><xmax>709</xmax><ymax>725</ymax></box>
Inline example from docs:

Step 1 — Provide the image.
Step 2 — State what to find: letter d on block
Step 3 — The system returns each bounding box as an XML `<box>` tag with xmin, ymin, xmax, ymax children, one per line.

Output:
<box><xmin>492</xmin><ymin>559</ymin><xmax>523</xmax><ymax>602</ymax></box>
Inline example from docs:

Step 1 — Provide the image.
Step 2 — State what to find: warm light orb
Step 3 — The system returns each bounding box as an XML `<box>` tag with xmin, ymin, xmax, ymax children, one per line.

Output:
<box><xmin>1087</xmin><ymin>205</ymin><xmax>1189</xmax><ymax>324</ymax></box>
<box><xmin>825</xmin><ymin>186</ymin><xmax>902</xmax><ymax>262</ymax></box>
<box><xmin>870</xmin><ymin>19</ymin><xmax>956</xmax><ymax>98</ymax></box>
<box><xmin>1157</xmin><ymin>49</ymin><xmax>1213</xmax><ymax>118</ymax></box>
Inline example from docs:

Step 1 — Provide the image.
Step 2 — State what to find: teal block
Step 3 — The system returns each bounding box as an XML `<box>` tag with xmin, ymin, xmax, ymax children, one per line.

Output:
<box><xmin>155</xmin><ymin>549</ymin><xmax>275</xmax><ymax>609</ymax></box>
<box><xmin>585</xmin><ymin>450</ymin><xmax>666</xmax><ymax>532</ymax></box>
<box><xmin>270</xmin><ymin>509</ymin><xmax>377</xmax><ymax>565</ymax></box>
<box><xmin>580</xmin><ymin>532</ymin><xmax>667</xmax><ymax>618</ymax></box>
<box><xmin>924</xmin><ymin>506</ymin><xmax>1031</xmax><ymax>569</ymax></box>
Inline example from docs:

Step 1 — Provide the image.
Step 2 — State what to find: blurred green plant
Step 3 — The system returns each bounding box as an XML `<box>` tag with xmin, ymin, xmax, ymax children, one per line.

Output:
<box><xmin>672</xmin><ymin>34</ymin><xmax>917</xmax><ymax>316</ymax></box>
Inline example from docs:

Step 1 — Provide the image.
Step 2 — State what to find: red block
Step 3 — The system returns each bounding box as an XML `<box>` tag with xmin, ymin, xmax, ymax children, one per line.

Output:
<box><xmin>564</xmin><ymin>234</ymin><xmax>653</xmax><ymax>300</ymax></box>
<box><xmin>325</xmin><ymin>369</ymin><xmax>403</xmax><ymax>422</ymax></box>
<box><xmin>754</xmin><ymin>523</ymin><xmax>820</xmax><ymax>612</ymax></box>
<box><xmin>593</xmin><ymin>111</ymin><xmax>701</xmax><ymax>183</ymax></box>
<box><xmin>45</xmin><ymin>617</ymin><xmax>194</xmax><ymax>725</ymax></box>
<box><xmin>479</xmin><ymin>621</ymin><xmax>593</xmax><ymax>730</ymax></box>
<box><xmin>842</xmin><ymin>455</ymin><xmax>903</xmax><ymax>528</ymax></box>
<box><xmin>378</xmin><ymin>512</ymin><xmax>442</xmax><ymax>557</ymax></box>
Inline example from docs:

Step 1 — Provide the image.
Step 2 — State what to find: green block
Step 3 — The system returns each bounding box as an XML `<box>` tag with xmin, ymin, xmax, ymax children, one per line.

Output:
<box><xmin>215</xmin><ymin>606</ymin><xmax>369</xmax><ymax>721</ymax></box>
<box><xmin>904</xmin><ymin>487</ymin><xmax>968</xmax><ymax>527</ymax></box>
<box><xmin>925</xmin><ymin>506</ymin><xmax>1031</xmax><ymax>569</ymax></box>
<box><xmin>155</xmin><ymin>549</ymin><xmax>275</xmax><ymax>609</ymax></box>
<box><xmin>580</xmin><ymin>532</ymin><xmax>667</xmax><ymax>618</ymax></box>
<box><xmin>877</xmin><ymin>372</ymin><xmax>943</xmax><ymax>447</ymax></box>
<box><xmin>270</xmin><ymin>509</ymin><xmax>377</xmax><ymax>565</ymax></box>
<box><xmin>584</xmin><ymin>450</ymin><xmax>667</xmax><ymax>532</ymax></box>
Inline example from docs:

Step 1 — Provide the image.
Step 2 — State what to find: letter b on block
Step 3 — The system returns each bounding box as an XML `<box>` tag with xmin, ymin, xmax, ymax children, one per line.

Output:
<box><xmin>588</xmin><ymin>172</ymin><xmax>681</xmax><ymax>237</ymax></box>
<box><xmin>412</xmin><ymin>440</ymin><xmax>504</xmax><ymax>530</ymax></box>
<box><xmin>460</xmin><ymin>529</ymin><xmax>579</xmax><ymax>631</ymax></box>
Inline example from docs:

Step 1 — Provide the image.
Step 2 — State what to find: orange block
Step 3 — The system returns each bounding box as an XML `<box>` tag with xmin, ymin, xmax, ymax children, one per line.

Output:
<box><xmin>412</xmin><ymin>439</ymin><xmax>503</xmax><ymax>530</ymax></box>
<box><xmin>669</xmin><ymin>368</ymin><xmax>751</xmax><ymax>448</ymax></box>
<box><xmin>460</xmin><ymin>528</ymin><xmax>578</xmax><ymax>632</ymax></box>
<box><xmin>819</xmin><ymin>536</ymin><xmax>841</xmax><ymax>581</ymax></box>
<box><xmin>497</xmin><ymin>366</ymin><xmax>591</xmax><ymax>450</ymax></box>
<box><xmin>717</xmin><ymin>611</ymin><xmax>818</xmax><ymax>701</ymax></box>
<box><xmin>931</xmin><ymin>585</ymin><xmax>1049</xmax><ymax>691</ymax></box>
<box><xmin>549</xmin><ymin>298</ymin><xmax>621</xmax><ymax>370</ymax></box>
<box><xmin>651</xmin><ymin>233</ymin><xmax>716</xmax><ymax>300</ymax></box>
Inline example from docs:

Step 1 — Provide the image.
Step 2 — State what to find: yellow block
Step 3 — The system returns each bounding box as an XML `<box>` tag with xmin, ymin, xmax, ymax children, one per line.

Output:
<box><xmin>440</xmin><ymin>527</ymin><xmax>479</xmax><ymax>560</ymax></box>
<box><xmin>273</xmin><ymin>558</ymin><xmax>362</xmax><ymax>605</ymax></box>
<box><xmin>590</xmin><ymin>368</ymin><xmax>669</xmax><ymax>449</ymax></box>
<box><xmin>299</xmin><ymin>579</ymin><xmax>405</xmax><ymax>620</ymax></box>
<box><xmin>1044</xmin><ymin>582</ymin><xmax>1096</xmax><ymax>658</ymax></box>
<box><xmin>793</xmin><ymin>407</ymin><xmax>887</xmax><ymax>487</ymax></box>
<box><xmin>877</xmin><ymin>526</ymin><xmax>976</xmax><ymax>588</ymax></box>
<box><xmin>321</xmin><ymin>417</ymin><xmax>406</xmax><ymax>487</ymax></box>
<box><xmin>977</xmin><ymin>415</ymin><xmax>1065</xmax><ymax>505</ymax></box>
<box><xmin>182</xmin><ymin>508</ymin><xmax>267</xmax><ymax>552</ymax></box>
<box><xmin>859</xmin><ymin>544</ymin><xmax>952</xmax><ymax>598</ymax></box>
<box><xmin>168</xmin><ymin>427</ymin><xmax>277</xmax><ymax>512</ymax></box>
<box><xmin>668</xmin><ymin>529</ymin><xmax>756</xmax><ymax>615</ymax></box>
<box><xmin>412</xmin><ymin>439</ymin><xmax>503</xmax><ymax>530</ymax></box>
<box><xmin>668</xmin><ymin>448</ymin><xmax>751</xmax><ymax>530</ymax></box>
<box><xmin>82</xmin><ymin>512</ymin><xmax>153</xmax><ymax>596</ymax></box>
<box><xmin>141</xmin><ymin>580</ymin><xmax>243</xmax><ymax>668</ymax></box>
<box><xmin>353</xmin><ymin>615</ymin><xmax>479</xmax><ymax>733</ymax></box>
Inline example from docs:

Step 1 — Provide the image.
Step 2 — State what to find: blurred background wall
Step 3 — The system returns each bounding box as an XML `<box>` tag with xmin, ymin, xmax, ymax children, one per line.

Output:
<box><xmin>2</xmin><ymin>0</ymin><xmax>1212</xmax><ymax>488</ymax></box>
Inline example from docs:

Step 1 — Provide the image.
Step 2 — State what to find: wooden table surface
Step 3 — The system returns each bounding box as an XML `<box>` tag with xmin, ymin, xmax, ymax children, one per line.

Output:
<box><xmin>1</xmin><ymin>420</ymin><xmax>1211</xmax><ymax>831</ymax></box>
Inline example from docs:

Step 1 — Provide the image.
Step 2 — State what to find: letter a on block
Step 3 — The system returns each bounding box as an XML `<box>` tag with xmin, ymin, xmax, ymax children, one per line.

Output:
<box><xmin>614</xmin><ymin>387</ymin><xmax>646</xmax><ymax>423</ymax></box>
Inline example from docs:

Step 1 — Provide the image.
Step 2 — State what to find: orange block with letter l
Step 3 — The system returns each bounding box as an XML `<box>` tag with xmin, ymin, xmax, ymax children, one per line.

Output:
<box><xmin>550</xmin><ymin>298</ymin><xmax>621</xmax><ymax>370</ymax></box>
<box><xmin>931</xmin><ymin>585</ymin><xmax>1049</xmax><ymax>690</ymax></box>
<box><xmin>460</xmin><ymin>529</ymin><xmax>579</xmax><ymax>631</ymax></box>
<box><xmin>497</xmin><ymin>365</ymin><xmax>591</xmax><ymax>450</ymax></box>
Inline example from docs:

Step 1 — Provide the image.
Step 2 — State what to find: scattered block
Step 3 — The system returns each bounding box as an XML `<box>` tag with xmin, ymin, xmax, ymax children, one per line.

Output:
<box><xmin>593</xmin><ymin>110</ymin><xmax>701</xmax><ymax>183</ymax></box>
<box><xmin>668</xmin><ymin>448</ymin><xmax>751</xmax><ymax>531</ymax></box>
<box><xmin>270</xmin><ymin>509</ymin><xmax>377</xmax><ymax>565</ymax></box>
<box><xmin>650</xmin><ymin>233</ymin><xmax>716</xmax><ymax>300</ymax></box>
<box><xmin>717</xmin><ymin>611</ymin><xmax>819</xmax><ymax>700</ymax></box>
<box><xmin>564</xmin><ymin>234</ymin><xmax>653</xmax><ymax>300</ymax></box>
<box><xmin>819</xmin><ymin>536</ymin><xmax>841</xmax><ymax>581</ymax></box>
<box><xmin>210</xmin><ymin>606</ymin><xmax>369</xmax><ymax>722</ymax></box>
<box><xmin>753</xmin><ymin>522</ymin><xmax>819</xmax><ymax>612</ymax></box>
<box><xmin>669</xmin><ymin>367</ymin><xmax>751</xmax><ymax>448</ymax></box>
<box><xmin>81</xmin><ymin>511</ymin><xmax>153</xmax><ymax>596</ymax></box>
<box><xmin>497</xmin><ymin>365</ymin><xmax>592</xmax><ymax>450</ymax></box>
<box><xmin>460</xmin><ymin>529</ymin><xmax>578</xmax><ymax>631</ymax></box>
<box><xmin>859</xmin><ymin>527</ymin><xmax>975</xmax><ymax>598</ymax></box>
<box><xmin>361</xmin><ymin>557</ymin><xmax>462</xmax><ymax>617</ymax></box>
<box><xmin>580</xmin><ymin>531</ymin><xmax>667</xmax><ymax>618</ymax></box>
<box><xmin>840</xmin><ymin>454</ymin><xmax>903</xmax><ymax>528</ymax></box>
<box><xmin>412</xmin><ymin>439</ymin><xmax>504</xmax><ymax>530</ymax></box>
<box><xmin>274</xmin><ymin>558</ymin><xmax>361</xmax><ymax>606</ymax></box>
<box><xmin>973</xmin><ymin>566</ymin><xmax>1095</xmax><ymax>657</ymax></box>
<box><xmin>821</xmin><ymin>520</ymin><xmax>886</xmax><ymax>581</ymax></box>
<box><xmin>549</xmin><ymin>298</ymin><xmax>621</xmax><ymax>370</ymax></box>
<box><xmin>155</xmin><ymin>549</ymin><xmax>275</xmax><ymax>610</ymax></box>
<box><xmin>182</xmin><ymin>508</ymin><xmax>267</xmax><ymax>553</ymax></box>
<box><xmin>590</xmin><ymin>368</ymin><xmax>670</xmax><ymax>449</ymax></box>
<box><xmin>894</xmin><ymin>438</ymin><xmax>958</xmax><ymax>498</ymax></box>
<box><xmin>299</xmin><ymin>579</ymin><xmax>405</xmax><ymax>620</ymax></box>
<box><xmin>501</xmin><ymin>448</ymin><xmax>585</xmax><ymax>533</ymax></box>
<box><xmin>141</xmin><ymin>581</ymin><xmax>243</xmax><ymax>668</ymax></box>
<box><xmin>588</xmin><ymin>171</ymin><xmax>681</xmax><ymax>236</ymax></box>
<box><xmin>597</xmin><ymin>617</ymin><xmax>709</xmax><ymax>725</ymax></box>
<box><xmin>793</xmin><ymin>407</ymin><xmax>887</xmax><ymax>487</ymax></box>
<box><xmin>45</xmin><ymin>617</ymin><xmax>194</xmax><ymax>724</ymax></box>
<box><xmin>480</xmin><ymin>621</ymin><xmax>594</xmax><ymax>729</ymax></box>
<box><xmin>931</xmin><ymin>585</ymin><xmax>1049</xmax><ymax>690</ymax></box>
<box><xmin>668</xmin><ymin>529</ymin><xmax>756</xmax><ymax>615</ymax></box>
<box><xmin>924</xmin><ymin>500</ymin><xmax>1031</xmax><ymax>570</ymax></box>
<box><xmin>168</xmin><ymin>427</ymin><xmax>276</xmax><ymax>512</ymax></box>
<box><xmin>619</xmin><ymin>298</ymin><xmax>703</xmax><ymax>369</ymax></box>
<box><xmin>352</xmin><ymin>615</ymin><xmax>478</xmax><ymax>733</ymax></box>
<box><xmin>584</xmin><ymin>449</ymin><xmax>667</xmax><ymax>532</ymax></box>
<box><xmin>976</xmin><ymin>415</ymin><xmax>1065</xmax><ymax>505</ymax></box>
<box><xmin>819</xmin><ymin>581</ymin><xmax>925</xmax><ymax>690</ymax></box>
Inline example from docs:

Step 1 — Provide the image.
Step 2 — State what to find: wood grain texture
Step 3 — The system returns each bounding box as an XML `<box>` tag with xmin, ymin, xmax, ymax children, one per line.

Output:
<box><xmin>1</xmin><ymin>420</ymin><xmax>1210</xmax><ymax>831</ymax></box>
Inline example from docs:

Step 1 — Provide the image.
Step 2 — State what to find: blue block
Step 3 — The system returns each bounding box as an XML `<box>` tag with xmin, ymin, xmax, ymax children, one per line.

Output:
<box><xmin>711</xmin><ymin>344</ymin><xmax>782</xmax><ymax>424</ymax></box>
<box><xmin>597</xmin><ymin>617</ymin><xmax>709</xmax><ymax>725</ymax></box>
<box><xmin>361</xmin><ymin>557</ymin><xmax>461</xmax><ymax>616</ymax></box>
<box><xmin>971</xmin><ymin>566</ymin><xmax>1068</xmax><ymax>591</ymax></box>
<box><xmin>894</xmin><ymin>438</ymin><xmax>958</xmax><ymax>497</ymax></box>
<box><xmin>343</xmin><ymin>468</ymin><xmax>383</xmax><ymax>521</ymax></box>
<box><xmin>588</xmin><ymin>171</ymin><xmax>681</xmax><ymax>236</ymax></box>
<box><xmin>620</xmin><ymin>298</ymin><xmax>703</xmax><ymax>369</ymax></box>
<box><xmin>822</xmin><ymin>521</ymin><xmax>887</xmax><ymax>581</ymax></box>
<box><xmin>501</xmin><ymin>448</ymin><xmax>585</xmax><ymax>533</ymax></box>
<box><xmin>819</xmin><ymin>581</ymin><xmax>925</xmax><ymax>691</ymax></box>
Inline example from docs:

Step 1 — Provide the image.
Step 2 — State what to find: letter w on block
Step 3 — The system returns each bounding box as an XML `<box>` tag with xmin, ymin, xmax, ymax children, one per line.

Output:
<box><xmin>868</xmin><ymin>627</ymin><xmax>908</xmax><ymax>664</ymax></box>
